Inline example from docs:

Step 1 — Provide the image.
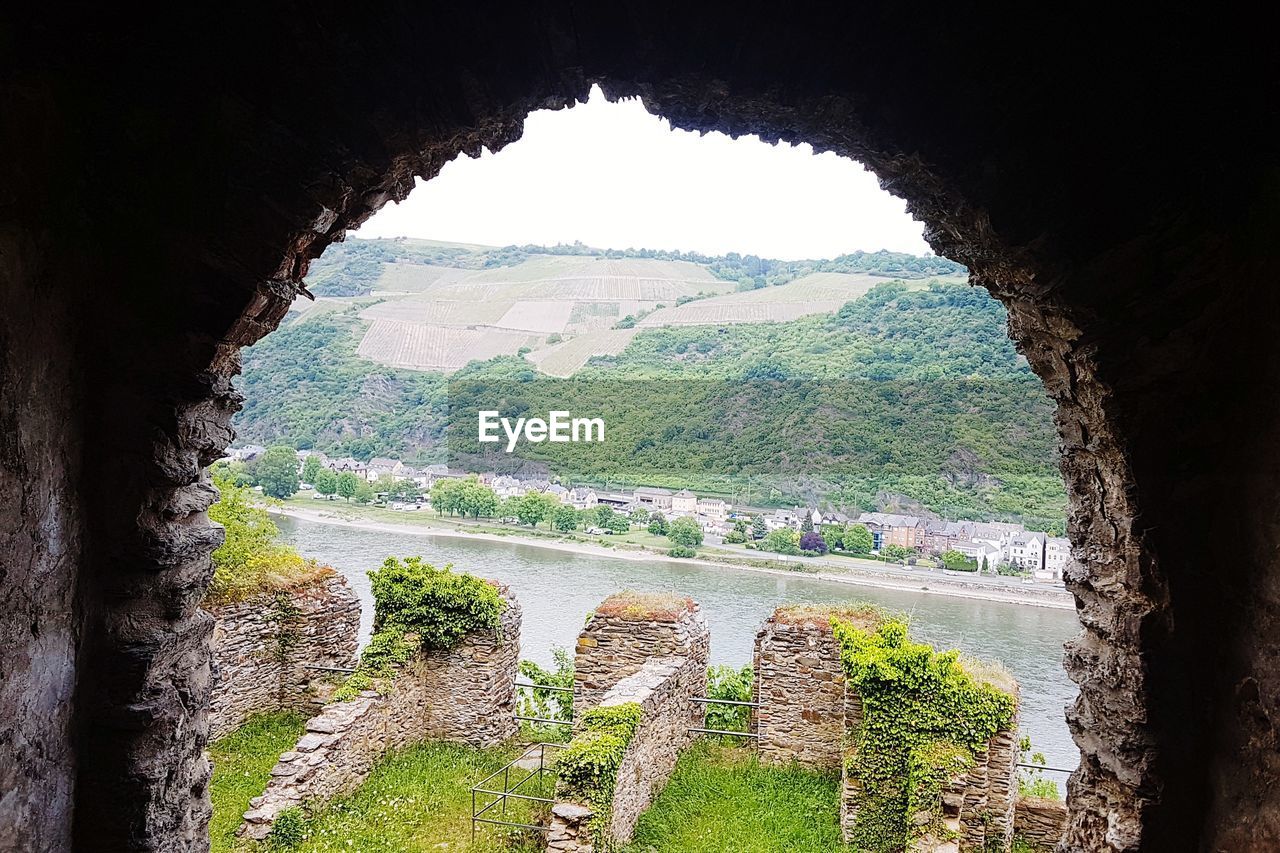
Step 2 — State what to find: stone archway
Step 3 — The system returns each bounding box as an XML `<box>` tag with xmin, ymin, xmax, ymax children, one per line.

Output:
<box><xmin>1</xmin><ymin>6</ymin><xmax>1276</xmax><ymax>852</ymax></box>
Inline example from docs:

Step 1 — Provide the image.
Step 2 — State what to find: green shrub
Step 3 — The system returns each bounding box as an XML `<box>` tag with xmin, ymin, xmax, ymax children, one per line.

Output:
<box><xmin>369</xmin><ymin>555</ymin><xmax>504</xmax><ymax>646</ymax></box>
<box><xmin>332</xmin><ymin>556</ymin><xmax>505</xmax><ymax>702</ymax></box>
<box><xmin>833</xmin><ymin>617</ymin><xmax>1016</xmax><ymax>852</ymax></box>
<box><xmin>266</xmin><ymin>807</ymin><xmax>308</xmax><ymax>848</ymax></box>
<box><xmin>518</xmin><ymin>648</ymin><xmax>575</xmax><ymax>741</ymax></box>
<box><xmin>705</xmin><ymin>665</ymin><xmax>754</xmax><ymax>734</ymax></box>
<box><xmin>668</xmin><ymin>545</ymin><xmax>697</xmax><ymax>558</ymax></box>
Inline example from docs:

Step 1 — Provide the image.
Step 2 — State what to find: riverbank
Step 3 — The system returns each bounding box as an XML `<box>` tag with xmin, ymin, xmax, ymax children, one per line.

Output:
<box><xmin>267</xmin><ymin>502</ymin><xmax>1075</xmax><ymax>611</ymax></box>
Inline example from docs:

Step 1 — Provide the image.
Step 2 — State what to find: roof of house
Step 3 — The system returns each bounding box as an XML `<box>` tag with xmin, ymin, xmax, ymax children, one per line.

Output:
<box><xmin>635</xmin><ymin>486</ymin><xmax>674</xmax><ymax>496</ymax></box>
<box><xmin>674</xmin><ymin>489</ymin><xmax>696</xmax><ymax>497</ymax></box>
<box><xmin>857</xmin><ymin>512</ymin><xmax>923</xmax><ymax>528</ymax></box>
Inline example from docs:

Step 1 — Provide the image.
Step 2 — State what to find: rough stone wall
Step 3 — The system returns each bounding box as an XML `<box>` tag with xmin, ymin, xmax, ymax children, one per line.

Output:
<box><xmin>953</xmin><ymin>712</ymin><xmax>1020</xmax><ymax>850</ymax></box>
<box><xmin>752</xmin><ymin>613</ymin><xmax>847</xmax><ymax>769</ymax></box>
<box><xmin>239</xmin><ymin>660</ymin><xmax>432</xmax><ymax>840</ymax></box>
<box><xmin>3</xmin><ymin>8</ymin><xmax>1278</xmax><ymax>850</ymax></box>
<box><xmin>573</xmin><ymin>594</ymin><xmax>709</xmax><ymax>712</ymax></box>
<box><xmin>204</xmin><ymin>573</ymin><xmax>360</xmax><ymax>740</ymax></box>
<box><xmin>240</xmin><ymin>587</ymin><xmax>519</xmax><ymax>838</ymax></box>
<box><xmin>1014</xmin><ymin>796</ymin><xmax>1069</xmax><ymax>851</ymax></box>
<box><xmin>420</xmin><ymin>590</ymin><xmax>521</xmax><ymax>746</ymax></box>
<box><xmin>548</xmin><ymin>654</ymin><xmax>706</xmax><ymax>852</ymax></box>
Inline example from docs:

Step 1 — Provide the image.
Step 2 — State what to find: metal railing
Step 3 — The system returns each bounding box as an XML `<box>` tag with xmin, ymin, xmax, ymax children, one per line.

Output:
<box><xmin>1016</xmin><ymin>762</ymin><xmax>1074</xmax><ymax>775</ymax></box>
<box><xmin>688</xmin><ymin>695</ymin><xmax>761</xmax><ymax>740</ymax></box>
<box><xmin>513</xmin><ymin>680</ymin><xmax>574</xmax><ymax>729</ymax></box>
<box><xmin>470</xmin><ymin>742</ymin><xmax>564</xmax><ymax>840</ymax></box>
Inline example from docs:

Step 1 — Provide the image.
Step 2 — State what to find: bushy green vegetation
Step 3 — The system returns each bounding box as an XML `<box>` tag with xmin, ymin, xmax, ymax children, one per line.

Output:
<box><xmin>625</xmin><ymin>742</ymin><xmax>844</xmax><ymax>853</ymax></box>
<box><xmin>832</xmin><ymin>617</ymin><xmax>1017</xmax><ymax>852</ymax></box>
<box><xmin>517</xmin><ymin>648</ymin><xmax>575</xmax><ymax>741</ymax></box>
<box><xmin>206</xmin><ymin>475</ymin><xmax>330</xmax><ymax>604</ymax></box>
<box><xmin>704</xmin><ymin>665</ymin><xmax>754</xmax><ymax>735</ymax></box>
<box><xmin>209</xmin><ymin>712</ymin><xmax>308</xmax><ymax>853</ymax></box>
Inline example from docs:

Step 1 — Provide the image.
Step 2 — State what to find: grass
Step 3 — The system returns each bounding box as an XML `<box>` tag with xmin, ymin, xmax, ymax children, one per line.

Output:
<box><xmin>625</xmin><ymin>742</ymin><xmax>845</xmax><ymax>852</ymax></box>
<box><xmin>595</xmin><ymin>590</ymin><xmax>697</xmax><ymax>621</ymax></box>
<box><xmin>210</xmin><ymin>715</ymin><xmax>550</xmax><ymax>853</ymax></box>
<box><xmin>209</xmin><ymin>711</ymin><xmax>308</xmax><ymax>852</ymax></box>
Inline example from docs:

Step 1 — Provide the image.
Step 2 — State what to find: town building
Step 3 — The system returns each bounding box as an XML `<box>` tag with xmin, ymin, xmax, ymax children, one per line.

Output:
<box><xmin>671</xmin><ymin>489</ymin><xmax>698</xmax><ymax>515</ymax></box>
<box><xmin>634</xmin><ymin>487</ymin><xmax>674</xmax><ymax>511</ymax></box>
<box><xmin>697</xmin><ymin>498</ymin><xmax>728</xmax><ymax>522</ymax></box>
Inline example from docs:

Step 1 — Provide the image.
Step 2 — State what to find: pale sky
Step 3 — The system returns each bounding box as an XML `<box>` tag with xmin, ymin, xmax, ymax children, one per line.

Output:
<box><xmin>356</xmin><ymin>86</ymin><xmax>931</xmax><ymax>261</ymax></box>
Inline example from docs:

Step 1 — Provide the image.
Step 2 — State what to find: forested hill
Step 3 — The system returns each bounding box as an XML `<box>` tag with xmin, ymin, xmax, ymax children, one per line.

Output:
<box><xmin>233</xmin><ymin>240</ymin><xmax>1064</xmax><ymax>528</ymax></box>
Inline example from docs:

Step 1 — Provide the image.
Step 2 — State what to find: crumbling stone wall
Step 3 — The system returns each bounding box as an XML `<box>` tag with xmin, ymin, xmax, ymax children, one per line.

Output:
<box><xmin>573</xmin><ymin>592</ymin><xmax>710</xmax><ymax>712</ymax></box>
<box><xmin>240</xmin><ymin>588</ymin><xmax>520</xmax><ymax>839</ymax></box>
<box><xmin>420</xmin><ymin>590</ymin><xmax>522</xmax><ymax>746</ymax></box>
<box><xmin>1014</xmin><ymin>795</ymin><xmax>1069</xmax><ymax>851</ymax></box>
<box><xmin>205</xmin><ymin>573</ymin><xmax>360</xmax><ymax>740</ymax></box>
<box><xmin>751</xmin><ymin>609</ymin><xmax>850</xmax><ymax>770</ymax></box>
<box><xmin>547</xmin><ymin>654</ymin><xmax>706</xmax><ymax>852</ymax></box>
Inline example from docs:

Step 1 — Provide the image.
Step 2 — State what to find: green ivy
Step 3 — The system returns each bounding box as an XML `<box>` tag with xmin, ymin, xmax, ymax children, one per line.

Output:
<box><xmin>331</xmin><ymin>627</ymin><xmax>418</xmax><ymax>702</ymax></box>
<box><xmin>833</xmin><ymin>617</ymin><xmax>1016</xmax><ymax>852</ymax></box>
<box><xmin>555</xmin><ymin>703</ymin><xmax>643</xmax><ymax>849</ymax></box>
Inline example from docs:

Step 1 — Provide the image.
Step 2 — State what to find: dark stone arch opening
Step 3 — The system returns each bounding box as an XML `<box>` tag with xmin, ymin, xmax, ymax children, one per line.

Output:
<box><xmin>1</xmin><ymin>6</ymin><xmax>1276</xmax><ymax>851</ymax></box>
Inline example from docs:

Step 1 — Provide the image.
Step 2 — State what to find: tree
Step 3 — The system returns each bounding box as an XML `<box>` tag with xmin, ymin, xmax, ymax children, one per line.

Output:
<box><xmin>881</xmin><ymin>543</ymin><xmax>913</xmax><ymax>562</ymax></box>
<box><xmin>799</xmin><ymin>530</ymin><xmax>827</xmax><ymax>554</ymax></box>
<box><xmin>256</xmin><ymin>445</ymin><xmax>300</xmax><ymax>499</ymax></box>
<box><xmin>844</xmin><ymin>524</ymin><xmax>874</xmax><ymax>554</ymax></box>
<box><xmin>801</xmin><ymin>512</ymin><xmax>815</xmax><ymax>533</ymax></box>
<box><xmin>751</xmin><ymin>515</ymin><xmax>767</xmax><ymax>540</ymax></box>
<box><xmin>761</xmin><ymin>528</ymin><xmax>801</xmax><ymax>555</ymax></box>
<box><xmin>336</xmin><ymin>471</ymin><xmax>359</xmax><ymax>502</ymax></box>
<box><xmin>667</xmin><ymin>516</ymin><xmax>704</xmax><ymax>549</ymax></box>
<box><xmin>314</xmin><ymin>467</ymin><xmax>337</xmax><ymax>497</ymax></box>
<box><xmin>352</xmin><ymin>479</ymin><xmax>375</xmax><ymax>504</ymax></box>
<box><xmin>457</xmin><ymin>480</ymin><xmax>499</xmax><ymax>518</ymax></box>
<box><xmin>941</xmin><ymin>549</ymin><xmax>976</xmax><ymax>571</ymax></box>
<box><xmin>430</xmin><ymin>478</ymin><xmax>465</xmax><ymax>516</ymax></box>
<box><xmin>552</xmin><ymin>505</ymin><xmax>580</xmax><ymax>532</ymax></box>
<box><xmin>515</xmin><ymin>492</ymin><xmax>559</xmax><ymax>527</ymax></box>
<box><xmin>647</xmin><ymin>513</ymin><xmax>669</xmax><ymax>536</ymax></box>
<box><xmin>980</xmin><ymin>555</ymin><xmax>990</xmax><ymax>574</ymax></box>
<box><xmin>628</xmin><ymin>508</ymin><xmax>650</xmax><ymax>524</ymax></box>
<box><xmin>301</xmin><ymin>455</ymin><xmax>323</xmax><ymax>484</ymax></box>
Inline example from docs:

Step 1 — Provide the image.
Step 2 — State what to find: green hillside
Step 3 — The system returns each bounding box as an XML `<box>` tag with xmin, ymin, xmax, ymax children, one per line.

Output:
<box><xmin>233</xmin><ymin>241</ymin><xmax>1064</xmax><ymax>527</ymax></box>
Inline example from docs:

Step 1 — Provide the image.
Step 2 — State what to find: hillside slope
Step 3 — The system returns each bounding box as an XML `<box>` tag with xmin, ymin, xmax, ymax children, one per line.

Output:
<box><xmin>234</xmin><ymin>240</ymin><xmax>1063</xmax><ymax>525</ymax></box>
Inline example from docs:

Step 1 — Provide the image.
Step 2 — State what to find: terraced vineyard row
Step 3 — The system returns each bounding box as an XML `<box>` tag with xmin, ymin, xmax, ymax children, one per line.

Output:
<box><xmin>356</xmin><ymin>320</ymin><xmax>536</xmax><ymax>372</ymax></box>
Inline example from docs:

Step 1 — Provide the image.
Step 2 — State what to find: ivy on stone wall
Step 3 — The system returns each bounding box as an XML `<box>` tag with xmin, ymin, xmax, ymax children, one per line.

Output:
<box><xmin>832</xmin><ymin>617</ymin><xmax>1016</xmax><ymax>852</ymax></box>
<box><xmin>332</xmin><ymin>556</ymin><xmax>504</xmax><ymax>701</ymax></box>
<box><xmin>555</xmin><ymin>702</ymin><xmax>643</xmax><ymax>849</ymax></box>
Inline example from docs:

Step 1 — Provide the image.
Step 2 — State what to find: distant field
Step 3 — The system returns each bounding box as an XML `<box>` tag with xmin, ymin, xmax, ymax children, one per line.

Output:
<box><xmin>525</xmin><ymin>328</ymin><xmax>641</xmax><ymax>376</ymax></box>
<box><xmin>637</xmin><ymin>272</ymin><xmax>897</xmax><ymax>327</ymax></box>
<box><xmin>356</xmin><ymin>320</ymin><xmax>537</xmax><ymax>371</ymax></box>
<box><xmin>372</xmin><ymin>262</ymin><xmax>469</xmax><ymax>292</ymax></box>
<box><xmin>350</xmin><ymin>257</ymin><xmax>958</xmax><ymax>374</ymax></box>
<box><xmin>359</xmin><ymin>297</ymin><xmax>512</xmax><ymax>326</ymax></box>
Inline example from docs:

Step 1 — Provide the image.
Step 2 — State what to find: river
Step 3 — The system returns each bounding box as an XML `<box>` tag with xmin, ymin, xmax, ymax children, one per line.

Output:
<box><xmin>277</xmin><ymin>515</ymin><xmax>1081</xmax><ymax>778</ymax></box>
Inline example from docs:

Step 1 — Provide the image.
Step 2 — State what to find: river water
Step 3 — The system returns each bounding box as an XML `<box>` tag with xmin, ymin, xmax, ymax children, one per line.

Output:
<box><xmin>277</xmin><ymin>516</ymin><xmax>1081</xmax><ymax>776</ymax></box>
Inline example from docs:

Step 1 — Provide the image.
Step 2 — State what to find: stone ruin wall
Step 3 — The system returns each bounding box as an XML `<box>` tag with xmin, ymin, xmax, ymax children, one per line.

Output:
<box><xmin>751</xmin><ymin>612</ymin><xmax>848</xmax><ymax>770</ymax></box>
<box><xmin>1013</xmin><ymin>795</ymin><xmax>1068</xmax><ymax>851</ymax></box>
<box><xmin>205</xmin><ymin>572</ymin><xmax>360</xmax><ymax>740</ymax></box>
<box><xmin>548</xmin><ymin>595</ymin><xmax>710</xmax><ymax>853</ymax></box>
<box><xmin>239</xmin><ymin>586</ymin><xmax>520</xmax><ymax>840</ymax></box>
<box><xmin>573</xmin><ymin>596</ymin><xmax>710</xmax><ymax>712</ymax></box>
<box><xmin>750</xmin><ymin>606</ymin><xmax>1029</xmax><ymax>851</ymax></box>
